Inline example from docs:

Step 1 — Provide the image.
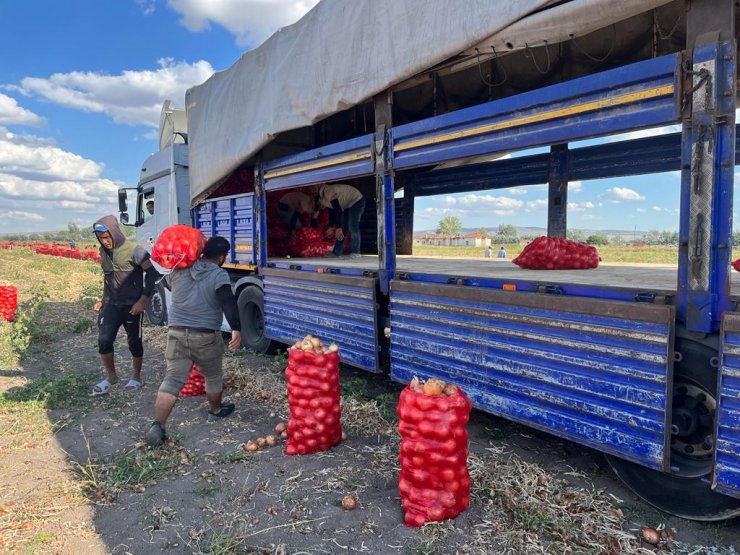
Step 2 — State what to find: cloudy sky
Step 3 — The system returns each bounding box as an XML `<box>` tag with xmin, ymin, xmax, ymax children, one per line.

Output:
<box><xmin>0</xmin><ymin>1</ymin><xmax>736</xmax><ymax>234</ymax></box>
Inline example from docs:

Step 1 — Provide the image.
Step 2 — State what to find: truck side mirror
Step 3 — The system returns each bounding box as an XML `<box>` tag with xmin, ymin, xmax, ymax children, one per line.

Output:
<box><xmin>118</xmin><ymin>189</ymin><xmax>128</xmax><ymax>212</ymax></box>
<box><xmin>120</xmin><ymin>213</ymin><xmax>130</xmax><ymax>224</ymax></box>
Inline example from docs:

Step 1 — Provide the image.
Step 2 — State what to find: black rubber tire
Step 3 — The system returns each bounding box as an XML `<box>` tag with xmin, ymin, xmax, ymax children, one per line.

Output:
<box><xmin>145</xmin><ymin>282</ymin><xmax>168</xmax><ymax>326</ymax></box>
<box><xmin>237</xmin><ymin>286</ymin><xmax>278</xmax><ymax>354</ymax></box>
<box><xmin>605</xmin><ymin>338</ymin><xmax>740</xmax><ymax>521</ymax></box>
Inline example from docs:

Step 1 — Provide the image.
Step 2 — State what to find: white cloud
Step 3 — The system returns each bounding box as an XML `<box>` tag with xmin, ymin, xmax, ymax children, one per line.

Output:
<box><xmin>136</xmin><ymin>0</ymin><xmax>156</xmax><ymax>16</ymax></box>
<box><xmin>605</xmin><ymin>187</ymin><xmax>645</xmax><ymax>202</ymax></box>
<box><xmin>442</xmin><ymin>193</ymin><xmax>523</xmax><ymax>216</ymax></box>
<box><xmin>167</xmin><ymin>0</ymin><xmax>320</xmax><ymax>46</ymax></box>
<box><xmin>567</xmin><ymin>201</ymin><xmax>594</xmax><ymax>212</ymax></box>
<box><xmin>0</xmin><ymin>93</ymin><xmax>44</xmax><ymax>127</ymax></box>
<box><xmin>0</xmin><ymin>209</ymin><xmax>44</xmax><ymax>222</ymax></box>
<box><xmin>18</xmin><ymin>59</ymin><xmax>214</xmax><ymax>127</ymax></box>
<box><xmin>569</xmin><ymin>181</ymin><xmax>582</xmax><ymax>192</ymax></box>
<box><xmin>0</xmin><ymin>127</ymin><xmax>121</xmax><ymax>226</ymax></box>
<box><xmin>525</xmin><ymin>199</ymin><xmax>548</xmax><ymax>211</ymax></box>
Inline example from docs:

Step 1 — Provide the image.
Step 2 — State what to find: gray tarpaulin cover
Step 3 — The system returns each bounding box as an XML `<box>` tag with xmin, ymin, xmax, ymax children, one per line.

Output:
<box><xmin>186</xmin><ymin>0</ymin><xmax>672</xmax><ymax>204</ymax></box>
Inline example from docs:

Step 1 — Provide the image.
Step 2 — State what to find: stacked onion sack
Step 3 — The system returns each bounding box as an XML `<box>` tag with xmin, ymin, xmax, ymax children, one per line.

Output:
<box><xmin>179</xmin><ymin>363</ymin><xmax>206</xmax><ymax>397</ymax></box>
<box><xmin>397</xmin><ymin>377</ymin><xmax>472</xmax><ymax>527</ymax></box>
<box><xmin>151</xmin><ymin>225</ymin><xmax>207</xmax><ymax>270</ymax></box>
<box><xmin>0</xmin><ymin>283</ymin><xmax>18</xmax><ymax>322</ymax></box>
<box><xmin>513</xmin><ymin>236</ymin><xmax>600</xmax><ymax>269</ymax></box>
<box><xmin>285</xmin><ymin>335</ymin><xmax>343</xmax><ymax>455</ymax></box>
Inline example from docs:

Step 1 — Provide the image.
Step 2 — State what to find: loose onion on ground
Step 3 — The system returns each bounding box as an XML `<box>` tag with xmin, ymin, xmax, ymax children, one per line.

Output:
<box><xmin>244</xmin><ymin>441</ymin><xmax>258</xmax><ymax>452</ymax></box>
<box><xmin>275</xmin><ymin>422</ymin><xmax>287</xmax><ymax>434</ymax></box>
<box><xmin>265</xmin><ymin>435</ymin><xmax>277</xmax><ymax>447</ymax></box>
<box><xmin>341</xmin><ymin>494</ymin><xmax>357</xmax><ymax>510</ymax></box>
<box><xmin>641</xmin><ymin>527</ymin><xmax>661</xmax><ymax>546</ymax></box>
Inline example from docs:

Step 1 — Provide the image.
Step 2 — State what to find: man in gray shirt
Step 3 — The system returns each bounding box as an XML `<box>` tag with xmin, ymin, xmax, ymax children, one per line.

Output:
<box><xmin>147</xmin><ymin>236</ymin><xmax>242</xmax><ymax>446</ymax></box>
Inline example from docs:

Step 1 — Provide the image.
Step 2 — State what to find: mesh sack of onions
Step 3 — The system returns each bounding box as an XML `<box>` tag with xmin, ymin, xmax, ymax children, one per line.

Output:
<box><xmin>513</xmin><ymin>236</ymin><xmax>599</xmax><ymax>270</ymax></box>
<box><xmin>151</xmin><ymin>225</ymin><xmax>207</xmax><ymax>270</ymax></box>
<box><xmin>179</xmin><ymin>363</ymin><xmax>206</xmax><ymax>398</ymax></box>
<box><xmin>0</xmin><ymin>284</ymin><xmax>18</xmax><ymax>322</ymax></box>
<box><xmin>285</xmin><ymin>336</ymin><xmax>342</xmax><ymax>455</ymax></box>
<box><xmin>397</xmin><ymin>377</ymin><xmax>472</xmax><ymax>527</ymax></box>
<box><xmin>732</xmin><ymin>259</ymin><xmax>740</xmax><ymax>272</ymax></box>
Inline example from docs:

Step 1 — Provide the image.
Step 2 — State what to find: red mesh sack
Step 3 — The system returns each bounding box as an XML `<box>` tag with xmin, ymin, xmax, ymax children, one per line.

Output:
<box><xmin>397</xmin><ymin>381</ymin><xmax>472</xmax><ymax>527</ymax></box>
<box><xmin>513</xmin><ymin>236</ymin><xmax>599</xmax><ymax>270</ymax></box>
<box><xmin>179</xmin><ymin>363</ymin><xmax>206</xmax><ymax>397</ymax></box>
<box><xmin>151</xmin><ymin>225</ymin><xmax>207</xmax><ymax>269</ymax></box>
<box><xmin>732</xmin><ymin>259</ymin><xmax>740</xmax><ymax>272</ymax></box>
<box><xmin>0</xmin><ymin>284</ymin><xmax>18</xmax><ymax>322</ymax></box>
<box><xmin>285</xmin><ymin>339</ymin><xmax>342</xmax><ymax>455</ymax></box>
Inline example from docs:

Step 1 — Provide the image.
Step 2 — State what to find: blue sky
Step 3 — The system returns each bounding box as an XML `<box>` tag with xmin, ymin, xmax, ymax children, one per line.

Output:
<box><xmin>0</xmin><ymin>1</ymin><xmax>736</xmax><ymax>235</ymax></box>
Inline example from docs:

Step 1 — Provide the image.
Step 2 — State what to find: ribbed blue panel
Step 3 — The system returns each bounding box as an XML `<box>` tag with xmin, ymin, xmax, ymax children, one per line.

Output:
<box><xmin>263</xmin><ymin>269</ymin><xmax>379</xmax><ymax>372</ymax></box>
<box><xmin>392</xmin><ymin>53</ymin><xmax>679</xmax><ymax>170</ymax></box>
<box><xmin>390</xmin><ymin>281</ymin><xmax>674</xmax><ymax>470</ymax></box>
<box><xmin>262</xmin><ymin>134</ymin><xmax>374</xmax><ymax>191</ymax></box>
<box><xmin>715</xmin><ymin>313</ymin><xmax>740</xmax><ymax>498</ymax></box>
<box><xmin>193</xmin><ymin>194</ymin><xmax>255</xmax><ymax>266</ymax></box>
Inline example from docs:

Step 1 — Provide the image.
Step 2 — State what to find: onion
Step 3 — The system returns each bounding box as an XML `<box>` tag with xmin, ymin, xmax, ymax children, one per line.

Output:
<box><xmin>341</xmin><ymin>494</ymin><xmax>357</xmax><ymax>510</ymax></box>
<box><xmin>280</xmin><ymin>430</ymin><xmax>288</xmax><ymax>439</ymax></box>
<box><xmin>256</xmin><ymin>437</ymin><xmax>267</xmax><ymax>447</ymax></box>
<box><xmin>275</xmin><ymin>422</ymin><xmax>287</xmax><ymax>434</ymax></box>
<box><xmin>443</xmin><ymin>383</ymin><xmax>458</xmax><ymax>396</ymax></box>
<box><xmin>341</xmin><ymin>430</ymin><xmax>348</xmax><ymax>441</ymax></box>
<box><xmin>265</xmin><ymin>435</ymin><xmax>277</xmax><ymax>447</ymax></box>
<box><xmin>422</xmin><ymin>378</ymin><xmax>446</xmax><ymax>396</ymax></box>
<box><xmin>328</xmin><ymin>343</ymin><xmax>339</xmax><ymax>352</ymax></box>
<box><xmin>641</xmin><ymin>527</ymin><xmax>660</xmax><ymax>546</ymax></box>
<box><xmin>244</xmin><ymin>441</ymin><xmax>258</xmax><ymax>452</ymax></box>
<box><xmin>310</xmin><ymin>337</ymin><xmax>322</xmax><ymax>349</ymax></box>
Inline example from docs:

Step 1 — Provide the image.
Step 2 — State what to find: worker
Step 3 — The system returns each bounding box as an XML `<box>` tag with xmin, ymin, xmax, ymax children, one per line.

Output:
<box><xmin>484</xmin><ymin>245</ymin><xmax>492</xmax><ymax>258</ymax></box>
<box><xmin>146</xmin><ymin>200</ymin><xmax>155</xmax><ymax>216</ymax></box>
<box><xmin>318</xmin><ymin>183</ymin><xmax>365</xmax><ymax>258</ymax></box>
<box><xmin>277</xmin><ymin>191</ymin><xmax>316</xmax><ymax>232</ymax></box>
<box><xmin>91</xmin><ymin>215</ymin><xmax>159</xmax><ymax>395</ymax></box>
<box><xmin>146</xmin><ymin>236</ymin><xmax>242</xmax><ymax>446</ymax></box>
<box><xmin>497</xmin><ymin>246</ymin><xmax>507</xmax><ymax>258</ymax></box>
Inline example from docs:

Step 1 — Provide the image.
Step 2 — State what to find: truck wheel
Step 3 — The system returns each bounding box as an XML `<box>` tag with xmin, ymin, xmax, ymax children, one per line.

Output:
<box><xmin>237</xmin><ymin>286</ymin><xmax>278</xmax><ymax>354</ymax></box>
<box><xmin>145</xmin><ymin>283</ymin><xmax>167</xmax><ymax>326</ymax></box>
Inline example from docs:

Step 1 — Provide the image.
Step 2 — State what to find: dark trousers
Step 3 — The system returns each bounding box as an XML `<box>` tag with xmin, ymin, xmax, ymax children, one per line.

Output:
<box><xmin>333</xmin><ymin>198</ymin><xmax>365</xmax><ymax>255</ymax></box>
<box><xmin>97</xmin><ymin>303</ymin><xmax>143</xmax><ymax>357</ymax></box>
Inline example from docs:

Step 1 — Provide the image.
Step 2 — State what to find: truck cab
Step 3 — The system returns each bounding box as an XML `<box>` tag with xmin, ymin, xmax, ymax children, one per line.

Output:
<box><xmin>118</xmin><ymin>102</ymin><xmax>191</xmax><ymax>325</ymax></box>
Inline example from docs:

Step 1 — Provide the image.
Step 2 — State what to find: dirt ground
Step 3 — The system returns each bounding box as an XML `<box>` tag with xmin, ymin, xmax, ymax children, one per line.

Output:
<box><xmin>1</xmin><ymin>297</ymin><xmax>739</xmax><ymax>554</ymax></box>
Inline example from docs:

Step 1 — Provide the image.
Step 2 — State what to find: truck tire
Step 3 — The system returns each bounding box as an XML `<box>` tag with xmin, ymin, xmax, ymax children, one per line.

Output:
<box><xmin>145</xmin><ymin>282</ymin><xmax>168</xmax><ymax>326</ymax></box>
<box><xmin>237</xmin><ymin>286</ymin><xmax>278</xmax><ymax>354</ymax></box>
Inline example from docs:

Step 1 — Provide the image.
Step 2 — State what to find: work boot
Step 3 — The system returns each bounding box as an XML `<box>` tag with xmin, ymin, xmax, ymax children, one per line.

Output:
<box><xmin>146</xmin><ymin>421</ymin><xmax>167</xmax><ymax>446</ymax></box>
<box><xmin>207</xmin><ymin>402</ymin><xmax>236</xmax><ymax>422</ymax></box>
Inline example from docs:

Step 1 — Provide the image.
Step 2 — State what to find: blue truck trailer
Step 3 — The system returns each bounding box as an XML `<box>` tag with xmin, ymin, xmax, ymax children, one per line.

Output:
<box><xmin>119</xmin><ymin>0</ymin><xmax>740</xmax><ymax>520</ymax></box>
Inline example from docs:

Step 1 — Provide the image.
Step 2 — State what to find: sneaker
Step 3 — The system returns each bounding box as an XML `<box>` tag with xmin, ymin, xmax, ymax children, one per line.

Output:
<box><xmin>348</xmin><ymin>253</ymin><xmax>361</xmax><ymax>259</ymax></box>
<box><xmin>207</xmin><ymin>402</ymin><xmax>236</xmax><ymax>422</ymax></box>
<box><xmin>146</xmin><ymin>421</ymin><xmax>167</xmax><ymax>446</ymax></box>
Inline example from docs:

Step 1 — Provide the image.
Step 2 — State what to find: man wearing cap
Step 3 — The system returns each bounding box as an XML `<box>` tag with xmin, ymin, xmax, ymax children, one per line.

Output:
<box><xmin>91</xmin><ymin>215</ymin><xmax>159</xmax><ymax>395</ymax></box>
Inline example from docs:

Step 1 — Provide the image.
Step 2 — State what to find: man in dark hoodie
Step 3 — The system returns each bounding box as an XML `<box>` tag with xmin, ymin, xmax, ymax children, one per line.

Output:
<box><xmin>92</xmin><ymin>215</ymin><xmax>159</xmax><ymax>395</ymax></box>
<box><xmin>146</xmin><ymin>236</ymin><xmax>241</xmax><ymax>446</ymax></box>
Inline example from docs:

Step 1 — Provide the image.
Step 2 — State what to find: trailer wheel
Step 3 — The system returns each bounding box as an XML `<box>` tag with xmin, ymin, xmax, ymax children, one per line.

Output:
<box><xmin>237</xmin><ymin>286</ymin><xmax>277</xmax><ymax>354</ymax></box>
<box><xmin>606</xmin><ymin>338</ymin><xmax>740</xmax><ymax>521</ymax></box>
<box><xmin>145</xmin><ymin>282</ymin><xmax>167</xmax><ymax>326</ymax></box>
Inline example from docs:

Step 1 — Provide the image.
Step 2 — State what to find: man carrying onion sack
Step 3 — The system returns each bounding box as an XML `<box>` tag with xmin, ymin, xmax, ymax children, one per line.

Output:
<box><xmin>91</xmin><ymin>215</ymin><xmax>159</xmax><ymax>396</ymax></box>
<box><xmin>277</xmin><ymin>190</ymin><xmax>317</xmax><ymax>234</ymax></box>
<box><xmin>318</xmin><ymin>183</ymin><xmax>365</xmax><ymax>259</ymax></box>
<box><xmin>146</xmin><ymin>236</ymin><xmax>242</xmax><ymax>447</ymax></box>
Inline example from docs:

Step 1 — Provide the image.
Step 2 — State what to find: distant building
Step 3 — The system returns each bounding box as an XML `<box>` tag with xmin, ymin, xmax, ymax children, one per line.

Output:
<box><xmin>413</xmin><ymin>232</ymin><xmax>491</xmax><ymax>247</ymax></box>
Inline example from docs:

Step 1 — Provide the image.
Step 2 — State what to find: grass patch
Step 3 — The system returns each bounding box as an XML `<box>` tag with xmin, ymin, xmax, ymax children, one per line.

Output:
<box><xmin>212</xmin><ymin>449</ymin><xmax>255</xmax><ymax>465</ymax></box>
<box><xmin>72</xmin><ymin>317</ymin><xmax>94</xmax><ymax>334</ymax></box>
<box><xmin>2</xmin><ymin>371</ymin><xmax>96</xmax><ymax>411</ymax></box>
<box><xmin>341</xmin><ymin>377</ymin><xmax>371</xmax><ymax>401</ymax></box>
<box><xmin>104</xmin><ymin>446</ymin><xmax>183</xmax><ymax>489</ymax></box>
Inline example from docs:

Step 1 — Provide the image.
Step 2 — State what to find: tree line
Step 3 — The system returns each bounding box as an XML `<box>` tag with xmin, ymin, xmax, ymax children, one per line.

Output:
<box><xmin>435</xmin><ymin>216</ymin><xmax>740</xmax><ymax>246</ymax></box>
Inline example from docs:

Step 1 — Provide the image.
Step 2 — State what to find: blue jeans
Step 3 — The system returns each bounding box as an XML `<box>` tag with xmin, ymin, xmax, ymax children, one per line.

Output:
<box><xmin>333</xmin><ymin>198</ymin><xmax>365</xmax><ymax>255</ymax></box>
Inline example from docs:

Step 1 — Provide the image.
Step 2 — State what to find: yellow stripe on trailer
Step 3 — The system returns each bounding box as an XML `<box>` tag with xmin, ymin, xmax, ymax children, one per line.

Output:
<box><xmin>264</xmin><ymin>151</ymin><xmax>371</xmax><ymax>179</ymax></box>
<box><xmin>222</xmin><ymin>263</ymin><xmax>256</xmax><ymax>271</ymax></box>
<box><xmin>394</xmin><ymin>84</ymin><xmax>675</xmax><ymax>152</ymax></box>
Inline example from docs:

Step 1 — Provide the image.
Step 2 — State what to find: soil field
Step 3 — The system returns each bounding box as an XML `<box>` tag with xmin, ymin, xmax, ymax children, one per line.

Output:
<box><xmin>0</xmin><ymin>247</ymin><xmax>738</xmax><ymax>554</ymax></box>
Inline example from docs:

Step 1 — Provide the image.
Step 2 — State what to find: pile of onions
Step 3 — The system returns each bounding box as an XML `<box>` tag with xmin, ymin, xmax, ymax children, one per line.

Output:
<box><xmin>291</xmin><ymin>334</ymin><xmax>339</xmax><ymax>354</ymax></box>
<box><xmin>285</xmin><ymin>336</ymin><xmax>343</xmax><ymax>456</ymax></box>
<box><xmin>397</xmin><ymin>380</ymin><xmax>472</xmax><ymax>527</ymax></box>
<box><xmin>408</xmin><ymin>376</ymin><xmax>458</xmax><ymax>397</ymax></box>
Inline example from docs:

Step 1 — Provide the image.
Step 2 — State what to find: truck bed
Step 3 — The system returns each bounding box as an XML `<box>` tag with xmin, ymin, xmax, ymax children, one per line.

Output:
<box><xmin>270</xmin><ymin>255</ymin><xmax>740</xmax><ymax>296</ymax></box>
